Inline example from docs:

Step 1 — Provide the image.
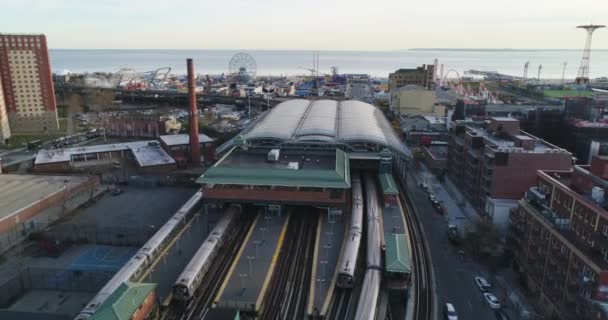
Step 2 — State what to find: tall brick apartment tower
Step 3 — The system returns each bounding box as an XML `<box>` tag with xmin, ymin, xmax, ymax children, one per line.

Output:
<box><xmin>0</xmin><ymin>34</ymin><xmax>59</xmax><ymax>140</ymax></box>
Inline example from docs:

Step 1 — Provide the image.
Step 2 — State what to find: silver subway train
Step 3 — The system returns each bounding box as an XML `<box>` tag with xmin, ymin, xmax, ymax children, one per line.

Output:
<box><xmin>353</xmin><ymin>173</ymin><xmax>383</xmax><ymax>320</ymax></box>
<box><xmin>336</xmin><ymin>172</ymin><xmax>364</xmax><ymax>288</ymax></box>
<box><xmin>172</xmin><ymin>205</ymin><xmax>241</xmax><ymax>304</ymax></box>
<box><xmin>74</xmin><ymin>191</ymin><xmax>203</xmax><ymax>319</ymax></box>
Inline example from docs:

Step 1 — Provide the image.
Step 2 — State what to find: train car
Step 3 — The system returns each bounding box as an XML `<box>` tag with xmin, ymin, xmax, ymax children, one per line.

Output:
<box><xmin>137</xmin><ymin>191</ymin><xmax>202</xmax><ymax>259</ymax></box>
<box><xmin>74</xmin><ymin>191</ymin><xmax>203</xmax><ymax>319</ymax></box>
<box><xmin>364</xmin><ymin>173</ymin><xmax>382</xmax><ymax>270</ymax></box>
<box><xmin>74</xmin><ymin>253</ymin><xmax>148</xmax><ymax>319</ymax></box>
<box><xmin>172</xmin><ymin>205</ymin><xmax>241</xmax><ymax>304</ymax></box>
<box><xmin>337</xmin><ymin>173</ymin><xmax>364</xmax><ymax>288</ymax></box>
<box><xmin>353</xmin><ymin>269</ymin><xmax>381</xmax><ymax>320</ymax></box>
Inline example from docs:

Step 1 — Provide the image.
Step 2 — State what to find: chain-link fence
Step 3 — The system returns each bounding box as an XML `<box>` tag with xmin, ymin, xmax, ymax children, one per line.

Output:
<box><xmin>45</xmin><ymin>224</ymin><xmax>149</xmax><ymax>247</ymax></box>
<box><xmin>0</xmin><ymin>267</ymin><xmax>112</xmax><ymax>308</ymax></box>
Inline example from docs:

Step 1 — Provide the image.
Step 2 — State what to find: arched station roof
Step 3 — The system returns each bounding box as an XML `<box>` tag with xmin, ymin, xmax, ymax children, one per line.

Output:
<box><xmin>239</xmin><ymin>99</ymin><xmax>407</xmax><ymax>155</ymax></box>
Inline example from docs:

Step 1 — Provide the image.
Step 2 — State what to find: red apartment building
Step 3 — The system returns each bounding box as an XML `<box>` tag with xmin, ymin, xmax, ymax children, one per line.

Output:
<box><xmin>509</xmin><ymin>156</ymin><xmax>608</xmax><ymax>320</ymax></box>
<box><xmin>448</xmin><ymin>117</ymin><xmax>573</xmax><ymax>228</ymax></box>
<box><xmin>0</xmin><ymin>34</ymin><xmax>59</xmax><ymax>139</ymax></box>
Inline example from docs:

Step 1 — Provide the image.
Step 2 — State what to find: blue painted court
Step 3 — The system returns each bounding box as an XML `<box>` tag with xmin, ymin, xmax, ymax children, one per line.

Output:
<box><xmin>68</xmin><ymin>245</ymin><xmax>138</xmax><ymax>272</ymax></box>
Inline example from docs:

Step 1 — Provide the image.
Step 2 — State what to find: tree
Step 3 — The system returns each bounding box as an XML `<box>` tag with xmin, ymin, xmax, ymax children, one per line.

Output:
<box><xmin>67</xmin><ymin>94</ymin><xmax>84</xmax><ymax>114</ymax></box>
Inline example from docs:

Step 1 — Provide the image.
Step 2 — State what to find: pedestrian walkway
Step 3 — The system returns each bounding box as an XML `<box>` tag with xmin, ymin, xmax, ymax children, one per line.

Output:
<box><xmin>409</xmin><ymin>162</ymin><xmax>479</xmax><ymax>232</ymax></box>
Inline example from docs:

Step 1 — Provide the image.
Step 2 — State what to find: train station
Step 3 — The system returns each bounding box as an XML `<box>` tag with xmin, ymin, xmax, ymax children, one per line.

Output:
<box><xmin>59</xmin><ymin>98</ymin><xmax>417</xmax><ymax>320</ymax></box>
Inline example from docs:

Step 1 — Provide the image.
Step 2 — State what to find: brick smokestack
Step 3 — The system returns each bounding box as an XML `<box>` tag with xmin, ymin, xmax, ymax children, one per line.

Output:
<box><xmin>187</xmin><ymin>58</ymin><xmax>201</xmax><ymax>165</ymax></box>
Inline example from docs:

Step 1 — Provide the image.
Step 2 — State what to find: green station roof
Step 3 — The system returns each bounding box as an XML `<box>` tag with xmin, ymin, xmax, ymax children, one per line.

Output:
<box><xmin>378</xmin><ymin>173</ymin><xmax>399</xmax><ymax>195</ymax></box>
<box><xmin>91</xmin><ymin>282</ymin><xmax>156</xmax><ymax>320</ymax></box>
<box><xmin>385</xmin><ymin>233</ymin><xmax>411</xmax><ymax>274</ymax></box>
<box><xmin>197</xmin><ymin>148</ymin><xmax>351</xmax><ymax>189</ymax></box>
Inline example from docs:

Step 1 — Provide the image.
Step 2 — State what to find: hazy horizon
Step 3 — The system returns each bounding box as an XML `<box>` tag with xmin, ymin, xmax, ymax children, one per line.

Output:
<box><xmin>1</xmin><ymin>0</ymin><xmax>606</xmax><ymax>51</ymax></box>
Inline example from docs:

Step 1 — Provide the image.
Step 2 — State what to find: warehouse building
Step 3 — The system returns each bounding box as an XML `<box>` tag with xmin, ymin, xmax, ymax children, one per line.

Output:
<box><xmin>33</xmin><ymin>140</ymin><xmax>177</xmax><ymax>173</ymax></box>
<box><xmin>0</xmin><ymin>174</ymin><xmax>98</xmax><ymax>255</ymax></box>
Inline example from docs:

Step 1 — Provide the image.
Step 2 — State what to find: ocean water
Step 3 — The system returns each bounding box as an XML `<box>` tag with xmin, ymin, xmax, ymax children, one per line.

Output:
<box><xmin>49</xmin><ymin>49</ymin><xmax>608</xmax><ymax>80</ymax></box>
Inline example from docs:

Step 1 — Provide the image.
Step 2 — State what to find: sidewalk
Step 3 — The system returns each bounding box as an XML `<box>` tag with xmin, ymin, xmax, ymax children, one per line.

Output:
<box><xmin>409</xmin><ymin>162</ymin><xmax>480</xmax><ymax>231</ymax></box>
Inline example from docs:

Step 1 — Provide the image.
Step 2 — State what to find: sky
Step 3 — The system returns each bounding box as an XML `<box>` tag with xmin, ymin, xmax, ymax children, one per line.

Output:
<box><xmin>0</xmin><ymin>0</ymin><xmax>607</xmax><ymax>50</ymax></box>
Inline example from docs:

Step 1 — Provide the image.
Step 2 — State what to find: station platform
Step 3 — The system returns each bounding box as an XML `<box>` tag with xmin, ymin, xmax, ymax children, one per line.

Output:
<box><xmin>382</xmin><ymin>205</ymin><xmax>406</xmax><ymax>236</ymax></box>
<box><xmin>138</xmin><ymin>209</ymin><xmax>213</xmax><ymax>305</ymax></box>
<box><xmin>213</xmin><ymin>210</ymin><xmax>289</xmax><ymax>314</ymax></box>
<box><xmin>308</xmin><ymin>211</ymin><xmax>347</xmax><ymax>317</ymax></box>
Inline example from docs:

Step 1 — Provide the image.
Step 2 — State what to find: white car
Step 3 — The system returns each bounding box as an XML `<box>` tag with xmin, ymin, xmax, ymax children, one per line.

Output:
<box><xmin>483</xmin><ymin>292</ymin><xmax>501</xmax><ymax>309</ymax></box>
<box><xmin>475</xmin><ymin>276</ymin><xmax>492</xmax><ymax>292</ymax></box>
<box><xmin>444</xmin><ymin>303</ymin><xmax>458</xmax><ymax>320</ymax></box>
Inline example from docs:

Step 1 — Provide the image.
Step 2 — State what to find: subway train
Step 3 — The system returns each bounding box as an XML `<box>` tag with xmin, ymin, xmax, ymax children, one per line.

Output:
<box><xmin>172</xmin><ymin>205</ymin><xmax>241</xmax><ymax>305</ymax></box>
<box><xmin>336</xmin><ymin>172</ymin><xmax>364</xmax><ymax>288</ymax></box>
<box><xmin>353</xmin><ymin>269</ymin><xmax>381</xmax><ymax>320</ymax></box>
<box><xmin>74</xmin><ymin>191</ymin><xmax>203</xmax><ymax>319</ymax></box>
<box><xmin>353</xmin><ymin>173</ymin><xmax>383</xmax><ymax>320</ymax></box>
<box><xmin>364</xmin><ymin>172</ymin><xmax>382</xmax><ymax>270</ymax></box>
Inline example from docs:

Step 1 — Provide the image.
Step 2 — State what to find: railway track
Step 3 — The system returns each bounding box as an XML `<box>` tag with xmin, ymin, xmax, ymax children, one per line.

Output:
<box><xmin>398</xmin><ymin>181</ymin><xmax>435</xmax><ymax>320</ymax></box>
<box><xmin>163</xmin><ymin>212</ymin><xmax>256</xmax><ymax>320</ymax></box>
<box><xmin>260</xmin><ymin>213</ymin><xmax>317</xmax><ymax>320</ymax></box>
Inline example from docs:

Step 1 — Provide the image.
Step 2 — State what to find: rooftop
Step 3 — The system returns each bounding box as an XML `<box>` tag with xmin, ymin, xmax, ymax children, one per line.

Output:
<box><xmin>0</xmin><ymin>174</ymin><xmax>90</xmax><ymax>221</ymax></box>
<box><xmin>197</xmin><ymin>147</ymin><xmax>351</xmax><ymax>188</ymax></box>
<box><xmin>461</xmin><ymin>121</ymin><xmax>567</xmax><ymax>154</ymax></box>
<box><xmin>35</xmin><ymin>141</ymin><xmax>175</xmax><ymax>167</ymax></box>
<box><xmin>384</xmin><ymin>233</ymin><xmax>411</xmax><ymax>274</ymax></box>
<box><xmin>159</xmin><ymin>133</ymin><xmax>214</xmax><ymax>146</ymax></box>
<box><xmin>238</xmin><ymin>99</ymin><xmax>407</xmax><ymax>156</ymax></box>
<box><xmin>91</xmin><ymin>282</ymin><xmax>156</xmax><ymax>320</ymax></box>
<box><xmin>378</xmin><ymin>173</ymin><xmax>399</xmax><ymax>195</ymax></box>
<box><xmin>425</xmin><ymin>145</ymin><xmax>448</xmax><ymax>160</ymax></box>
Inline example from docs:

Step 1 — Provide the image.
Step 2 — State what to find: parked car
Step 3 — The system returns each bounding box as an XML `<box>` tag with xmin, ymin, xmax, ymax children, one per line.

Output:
<box><xmin>483</xmin><ymin>292</ymin><xmax>501</xmax><ymax>309</ymax></box>
<box><xmin>111</xmin><ymin>188</ymin><xmax>123</xmax><ymax>196</ymax></box>
<box><xmin>475</xmin><ymin>276</ymin><xmax>492</xmax><ymax>292</ymax></box>
<box><xmin>431</xmin><ymin>199</ymin><xmax>444</xmax><ymax>213</ymax></box>
<box><xmin>444</xmin><ymin>303</ymin><xmax>458</xmax><ymax>320</ymax></box>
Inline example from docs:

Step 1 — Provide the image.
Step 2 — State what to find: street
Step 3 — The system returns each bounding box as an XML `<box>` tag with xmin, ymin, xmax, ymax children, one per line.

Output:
<box><xmin>405</xmin><ymin>168</ymin><xmax>514</xmax><ymax>320</ymax></box>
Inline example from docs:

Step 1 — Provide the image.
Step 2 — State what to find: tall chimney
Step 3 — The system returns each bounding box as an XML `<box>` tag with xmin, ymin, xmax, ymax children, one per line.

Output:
<box><xmin>187</xmin><ymin>58</ymin><xmax>201</xmax><ymax>165</ymax></box>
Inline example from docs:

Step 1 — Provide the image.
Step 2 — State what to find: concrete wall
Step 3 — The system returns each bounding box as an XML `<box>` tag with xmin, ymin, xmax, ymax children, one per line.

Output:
<box><xmin>202</xmin><ymin>186</ymin><xmax>348</xmax><ymax>207</ymax></box>
<box><xmin>0</xmin><ymin>177</ymin><xmax>99</xmax><ymax>254</ymax></box>
<box><xmin>391</xmin><ymin>89</ymin><xmax>436</xmax><ymax>116</ymax></box>
<box><xmin>484</xmin><ymin>197</ymin><xmax>518</xmax><ymax>236</ymax></box>
<box><xmin>490</xmin><ymin>152</ymin><xmax>572</xmax><ymax>200</ymax></box>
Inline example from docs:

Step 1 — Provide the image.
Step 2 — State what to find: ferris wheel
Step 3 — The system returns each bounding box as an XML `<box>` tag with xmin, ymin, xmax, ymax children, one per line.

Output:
<box><xmin>229</xmin><ymin>52</ymin><xmax>257</xmax><ymax>83</ymax></box>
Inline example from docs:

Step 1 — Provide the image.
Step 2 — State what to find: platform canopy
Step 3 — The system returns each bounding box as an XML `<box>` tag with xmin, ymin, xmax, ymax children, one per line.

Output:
<box><xmin>197</xmin><ymin>148</ymin><xmax>351</xmax><ymax>189</ymax></box>
<box><xmin>218</xmin><ymin>99</ymin><xmax>410</xmax><ymax>158</ymax></box>
<box><xmin>385</xmin><ymin>233</ymin><xmax>411</xmax><ymax>274</ymax></box>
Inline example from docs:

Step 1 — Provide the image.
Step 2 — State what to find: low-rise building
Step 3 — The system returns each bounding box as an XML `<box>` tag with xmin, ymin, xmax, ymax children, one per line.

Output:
<box><xmin>0</xmin><ymin>174</ymin><xmax>98</xmax><ymax>255</ymax></box>
<box><xmin>423</xmin><ymin>144</ymin><xmax>448</xmax><ymax>172</ymax></box>
<box><xmin>33</xmin><ymin>140</ymin><xmax>176</xmax><ymax>173</ymax></box>
<box><xmin>508</xmin><ymin>156</ymin><xmax>608</xmax><ymax>320</ymax></box>
<box><xmin>388</xmin><ymin>65</ymin><xmax>434</xmax><ymax>91</ymax></box>
<box><xmin>390</xmin><ymin>86</ymin><xmax>436</xmax><ymax>116</ymax></box>
<box><xmin>90</xmin><ymin>282</ymin><xmax>156</xmax><ymax>320</ymax></box>
<box><xmin>448</xmin><ymin>117</ymin><xmax>573</xmax><ymax>231</ymax></box>
<box><xmin>159</xmin><ymin>133</ymin><xmax>215</xmax><ymax>166</ymax></box>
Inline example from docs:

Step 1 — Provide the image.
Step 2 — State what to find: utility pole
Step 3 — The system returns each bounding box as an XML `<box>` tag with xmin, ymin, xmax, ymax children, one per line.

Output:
<box><xmin>537</xmin><ymin>64</ymin><xmax>542</xmax><ymax>82</ymax></box>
